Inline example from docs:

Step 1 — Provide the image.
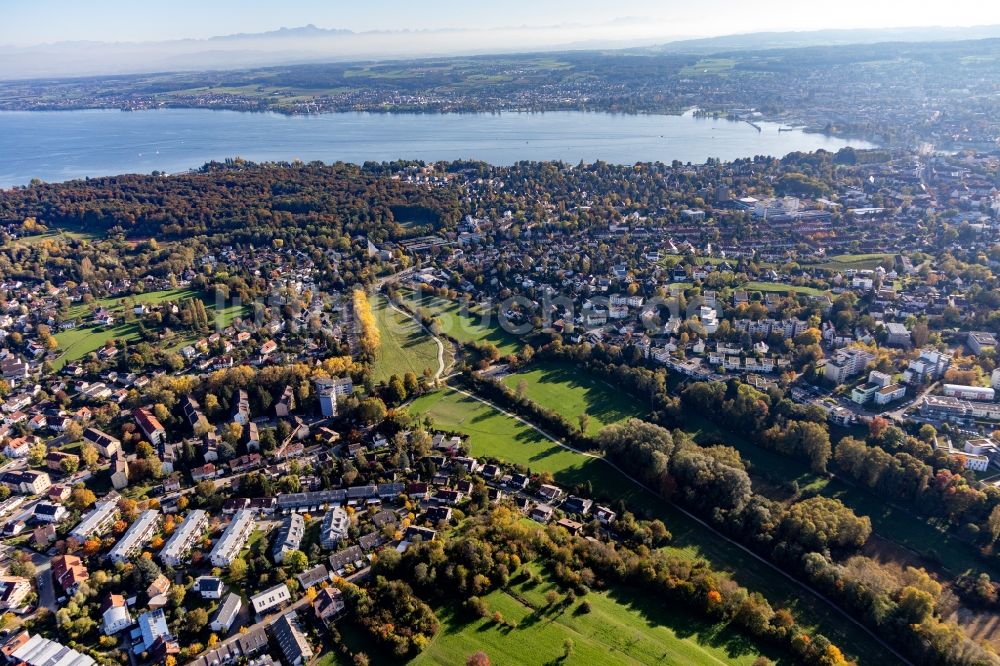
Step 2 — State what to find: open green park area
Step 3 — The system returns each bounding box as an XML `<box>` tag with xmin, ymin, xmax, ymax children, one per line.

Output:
<box><xmin>52</xmin><ymin>288</ymin><xmax>247</xmax><ymax>369</ymax></box>
<box><xmin>400</xmin><ymin>288</ymin><xmax>521</xmax><ymax>356</ymax></box>
<box><xmin>409</xmin><ymin>561</ymin><xmax>773</xmax><ymax>666</ymax></box>
<box><xmin>372</xmin><ymin>294</ymin><xmax>450</xmax><ymax>383</ymax></box>
<box><xmin>501</xmin><ymin>361</ymin><xmax>646</xmax><ymax>435</ymax></box>
<box><xmin>406</xmin><ymin>388</ymin><xmax>897</xmax><ymax>665</ymax></box>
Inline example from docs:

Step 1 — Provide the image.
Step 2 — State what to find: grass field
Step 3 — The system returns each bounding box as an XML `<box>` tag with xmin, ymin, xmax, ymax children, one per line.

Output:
<box><xmin>372</xmin><ymin>294</ymin><xmax>449</xmax><ymax>383</ymax></box>
<box><xmin>501</xmin><ymin>362</ymin><xmax>646</xmax><ymax>435</ymax></box>
<box><xmin>407</xmin><ymin>389</ymin><xmax>899</xmax><ymax>666</ymax></box>
<box><xmin>400</xmin><ymin>289</ymin><xmax>521</xmax><ymax>356</ymax></box>
<box><xmin>53</xmin><ymin>288</ymin><xmax>248</xmax><ymax>369</ymax></box>
<box><xmin>410</xmin><ymin>561</ymin><xmax>774</xmax><ymax>666</ymax></box>
<box><xmin>807</xmin><ymin>253</ymin><xmax>895</xmax><ymax>272</ymax></box>
<box><xmin>741</xmin><ymin>281</ymin><xmax>825</xmax><ymax>296</ymax></box>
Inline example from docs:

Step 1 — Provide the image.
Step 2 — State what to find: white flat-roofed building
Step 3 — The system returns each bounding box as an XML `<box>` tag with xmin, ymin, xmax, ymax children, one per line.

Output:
<box><xmin>942</xmin><ymin>384</ymin><xmax>995</xmax><ymax>401</ymax></box>
<box><xmin>70</xmin><ymin>500</ymin><xmax>120</xmax><ymax>541</ymax></box>
<box><xmin>210</xmin><ymin>509</ymin><xmax>255</xmax><ymax>567</ymax></box>
<box><xmin>159</xmin><ymin>509</ymin><xmax>207</xmax><ymax>566</ymax></box>
<box><xmin>108</xmin><ymin>510</ymin><xmax>160</xmax><ymax>564</ymax></box>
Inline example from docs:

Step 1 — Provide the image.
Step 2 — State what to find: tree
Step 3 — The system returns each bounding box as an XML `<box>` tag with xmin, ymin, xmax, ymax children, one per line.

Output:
<box><xmin>185</xmin><ymin>607</ymin><xmax>209</xmax><ymax>634</ymax></box>
<box><xmin>229</xmin><ymin>557</ymin><xmax>247</xmax><ymax>581</ymax></box>
<box><xmin>466</xmin><ymin>652</ymin><xmax>490</xmax><ymax>666</ymax></box>
<box><xmin>284</xmin><ymin>550</ymin><xmax>308</xmax><ymax>573</ymax></box>
<box><xmin>577</xmin><ymin>412</ymin><xmax>590</xmax><ymax>433</ymax></box>
<box><xmin>27</xmin><ymin>442</ymin><xmax>48</xmax><ymax>467</ymax></box>
<box><xmin>358</xmin><ymin>397</ymin><xmax>387</xmax><ymax>424</ymax></box>
<box><xmin>989</xmin><ymin>505</ymin><xmax>1000</xmax><ymax>544</ymax></box>
<box><xmin>80</xmin><ymin>443</ymin><xmax>99</xmax><ymax>469</ymax></box>
<box><xmin>70</xmin><ymin>486</ymin><xmax>96</xmax><ymax>510</ymax></box>
<box><xmin>60</xmin><ymin>457</ymin><xmax>79</xmax><ymax>475</ymax></box>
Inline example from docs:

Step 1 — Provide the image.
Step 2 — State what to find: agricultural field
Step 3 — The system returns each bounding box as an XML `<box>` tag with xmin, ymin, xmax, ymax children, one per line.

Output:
<box><xmin>371</xmin><ymin>294</ymin><xmax>448</xmax><ymax>383</ymax></box>
<box><xmin>407</xmin><ymin>388</ymin><xmax>898</xmax><ymax>666</ymax></box>
<box><xmin>400</xmin><ymin>288</ymin><xmax>521</xmax><ymax>356</ymax></box>
<box><xmin>501</xmin><ymin>361</ymin><xmax>646</xmax><ymax>435</ymax></box>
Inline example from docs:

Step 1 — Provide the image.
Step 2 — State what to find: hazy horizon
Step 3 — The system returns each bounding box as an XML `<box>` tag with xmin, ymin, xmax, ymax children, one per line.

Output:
<box><xmin>5</xmin><ymin>0</ymin><xmax>1000</xmax><ymax>80</ymax></box>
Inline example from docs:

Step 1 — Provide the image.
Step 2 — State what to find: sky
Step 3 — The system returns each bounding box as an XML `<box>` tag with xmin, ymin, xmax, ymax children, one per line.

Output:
<box><xmin>4</xmin><ymin>0</ymin><xmax>1000</xmax><ymax>45</ymax></box>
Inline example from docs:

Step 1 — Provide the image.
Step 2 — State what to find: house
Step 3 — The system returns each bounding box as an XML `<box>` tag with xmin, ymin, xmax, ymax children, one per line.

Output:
<box><xmin>530</xmin><ymin>504</ymin><xmax>555</xmax><ymax>523</ymax></box>
<box><xmin>328</xmin><ymin>545</ymin><xmax>365</xmax><ymax>574</ymax></box>
<box><xmin>313</xmin><ymin>587</ymin><xmax>345</xmax><ymax>624</ymax></box>
<box><xmin>250</xmin><ymin>583</ymin><xmax>291</xmax><ymax>616</ymax></box>
<box><xmin>296</xmin><ymin>564</ymin><xmax>330</xmax><ymax>590</ymax></box>
<box><xmin>275</xmin><ymin>385</ymin><xmax>296</xmax><ymax>417</ymax></box>
<box><xmin>134</xmin><ymin>609</ymin><xmax>176</xmax><ymax>655</ymax></box>
<box><xmin>32</xmin><ymin>501</ymin><xmax>67</xmax><ymax>523</ymax></box>
<box><xmin>101</xmin><ymin>594</ymin><xmax>132</xmax><ymax>636</ymax></box>
<box><xmin>133</xmin><ymin>407</ymin><xmax>166</xmax><ymax>446</ymax></box>
<box><xmin>270</xmin><ymin>612</ymin><xmax>314</xmax><ymax>666</ymax></box>
<box><xmin>231</xmin><ymin>390</ymin><xmax>251</xmax><ymax>425</ymax></box>
<box><xmin>193</xmin><ymin>576</ymin><xmax>224</xmax><ymax>600</ymax></box>
<box><xmin>83</xmin><ymin>427</ymin><xmax>121</xmax><ymax>457</ymax></box>
<box><xmin>110</xmin><ymin>453</ymin><xmax>130</xmax><ymax>490</ymax></box>
<box><xmin>0</xmin><ymin>577</ymin><xmax>31</xmax><ymax>610</ymax></box>
<box><xmin>46</xmin><ymin>450</ymin><xmax>79</xmax><ymax>473</ymax></box>
<box><xmin>942</xmin><ymin>384</ymin><xmax>995</xmax><ymax>401</ymax></box>
<box><xmin>51</xmin><ymin>555</ymin><xmax>88</xmax><ymax>592</ymax></box>
<box><xmin>191</xmin><ymin>463</ymin><xmax>217</xmax><ymax>482</ymax></box>
<box><xmin>1</xmin><ymin>470</ymin><xmax>51</xmax><ymax>495</ymax></box>
<box><xmin>563</xmin><ymin>496</ymin><xmax>593</xmax><ymax>516</ymax></box>
<box><xmin>32</xmin><ymin>524</ymin><xmax>56</xmax><ymax>548</ymax></box>
<box><xmin>594</xmin><ymin>505</ymin><xmax>617</xmax><ymax>525</ymax></box>
<box><xmin>210</xmin><ymin>592</ymin><xmax>242</xmax><ymax>633</ymax></box>
<box><xmin>538</xmin><ymin>484</ymin><xmax>563</xmax><ymax>502</ymax></box>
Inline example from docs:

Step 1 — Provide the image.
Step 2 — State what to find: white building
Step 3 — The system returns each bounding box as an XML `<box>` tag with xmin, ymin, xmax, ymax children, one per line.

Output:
<box><xmin>320</xmin><ymin>507</ymin><xmax>350</xmax><ymax>549</ymax></box>
<box><xmin>250</xmin><ymin>583</ymin><xmax>291</xmax><ymax>615</ymax></box>
<box><xmin>108</xmin><ymin>510</ymin><xmax>160</xmax><ymax>565</ymax></box>
<box><xmin>159</xmin><ymin>509</ymin><xmax>207</xmax><ymax>566</ymax></box>
<box><xmin>942</xmin><ymin>384</ymin><xmax>995</xmax><ymax>402</ymax></box>
<box><xmin>70</xmin><ymin>501</ymin><xmax>120</xmax><ymax>541</ymax></box>
<box><xmin>209</xmin><ymin>509</ymin><xmax>256</xmax><ymax>567</ymax></box>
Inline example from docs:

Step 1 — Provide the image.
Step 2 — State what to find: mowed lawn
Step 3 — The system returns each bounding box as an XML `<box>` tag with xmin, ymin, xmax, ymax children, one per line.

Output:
<box><xmin>501</xmin><ymin>362</ymin><xmax>646</xmax><ymax>435</ymax></box>
<box><xmin>53</xmin><ymin>288</ymin><xmax>249</xmax><ymax>369</ymax></box>
<box><xmin>411</xmin><ymin>562</ymin><xmax>773</xmax><ymax>666</ymax></box>
<box><xmin>372</xmin><ymin>294</ymin><xmax>447</xmax><ymax>383</ymax></box>
<box><xmin>401</xmin><ymin>288</ymin><xmax>521</xmax><ymax>356</ymax></box>
<box><xmin>407</xmin><ymin>389</ymin><xmax>900</xmax><ymax>666</ymax></box>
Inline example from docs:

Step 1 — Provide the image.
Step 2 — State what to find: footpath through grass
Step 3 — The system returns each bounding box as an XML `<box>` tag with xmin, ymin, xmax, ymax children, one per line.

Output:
<box><xmin>372</xmin><ymin>294</ymin><xmax>447</xmax><ymax>383</ymax></box>
<box><xmin>501</xmin><ymin>361</ymin><xmax>646</xmax><ymax>435</ymax></box>
<box><xmin>400</xmin><ymin>288</ymin><xmax>521</xmax><ymax>356</ymax></box>
<box><xmin>407</xmin><ymin>388</ymin><xmax>900</xmax><ymax>666</ymax></box>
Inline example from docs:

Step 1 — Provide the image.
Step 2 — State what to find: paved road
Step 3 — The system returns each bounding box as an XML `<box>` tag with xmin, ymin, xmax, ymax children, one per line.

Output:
<box><xmin>445</xmin><ymin>383</ymin><xmax>914</xmax><ymax>666</ymax></box>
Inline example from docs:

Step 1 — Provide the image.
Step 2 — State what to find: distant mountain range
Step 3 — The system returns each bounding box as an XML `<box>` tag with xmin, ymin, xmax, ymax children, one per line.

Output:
<box><xmin>4</xmin><ymin>22</ymin><xmax>1000</xmax><ymax>80</ymax></box>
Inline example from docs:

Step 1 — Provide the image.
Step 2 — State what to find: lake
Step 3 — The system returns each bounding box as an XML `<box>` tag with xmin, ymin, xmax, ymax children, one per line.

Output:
<box><xmin>0</xmin><ymin>109</ymin><xmax>875</xmax><ymax>188</ymax></box>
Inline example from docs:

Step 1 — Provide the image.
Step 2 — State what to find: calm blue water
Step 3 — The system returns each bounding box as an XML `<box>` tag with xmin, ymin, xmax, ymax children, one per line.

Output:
<box><xmin>0</xmin><ymin>109</ymin><xmax>875</xmax><ymax>189</ymax></box>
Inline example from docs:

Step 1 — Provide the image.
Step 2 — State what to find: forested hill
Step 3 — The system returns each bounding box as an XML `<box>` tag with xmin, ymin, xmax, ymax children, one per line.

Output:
<box><xmin>0</xmin><ymin>160</ymin><xmax>463</xmax><ymax>243</ymax></box>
